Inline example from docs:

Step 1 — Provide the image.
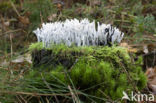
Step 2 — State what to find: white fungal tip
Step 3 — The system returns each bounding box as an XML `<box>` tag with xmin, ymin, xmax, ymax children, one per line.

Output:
<box><xmin>33</xmin><ymin>18</ymin><xmax>124</xmax><ymax>47</ymax></box>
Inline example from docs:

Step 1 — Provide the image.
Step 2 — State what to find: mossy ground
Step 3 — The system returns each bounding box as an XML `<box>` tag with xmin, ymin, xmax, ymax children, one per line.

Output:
<box><xmin>23</xmin><ymin>42</ymin><xmax>147</xmax><ymax>102</ymax></box>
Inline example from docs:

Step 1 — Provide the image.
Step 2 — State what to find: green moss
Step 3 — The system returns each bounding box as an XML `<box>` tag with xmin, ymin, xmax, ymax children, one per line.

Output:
<box><xmin>51</xmin><ymin>71</ymin><xmax>66</xmax><ymax>83</ymax></box>
<box><xmin>26</xmin><ymin>43</ymin><xmax>147</xmax><ymax>102</ymax></box>
<box><xmin>137</xmin><ymin>72</ymin><xmax>147</xmax><ymax>90</ymax></box>
<box><xmin>29</xmin><ymin>42</ymin><xmax>44</xmax><ymax>51</ymax></box>
<box><xmin>29</xmin><ymin>42</ymin><xmax>94</xmax><ymax>55</ymax></box>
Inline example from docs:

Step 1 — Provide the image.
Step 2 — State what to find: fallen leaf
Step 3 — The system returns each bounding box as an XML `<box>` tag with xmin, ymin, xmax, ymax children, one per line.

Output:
<box><xmin>146</xmin><ymin>67</ymin><xmax>156</xmax><ymax>94</ymax></box>
<box><xmin>18</xmin><ymin>16</ymin><xmax>30</xmax><ymax>25</ymax></box>
<box><xmin>120</xmin><ymin>42</ymin><xmax>129</xmax><ymax>47</ymax></box>
<box><xmin>11</xmin><ymin>53</ymin><xmax>32</xmax><ymax>64</ymax></box>
<box><xmin>120</xmin><ymin>42</ymin><xmax>138</xmax><ymax>53</ymax></box>
<box><xmin>149</xmin><ymin>85</ymin><xmax>156</xmax><ymax>94</ymax></box>
<box><xmin>4</xmin><ymin>21</ymin><xmax>10</xmax><ymax>27</ymax></box>
<box><xmin>0</xmin><ymin>60</ymin><xmax>9</xmax><ymax>67</ymax></box>
<box><xmin>143</xmin><ymin>45</ymin><xmax>148</xmax><ymax>54</ymax></box>
<box><xmin>11</xmin><ymin>56</ymin><xmax>25</xmax><ymax>63</ymax></box>
<box><xmin>128</xmin><ymin>48</ymin><xmax>138</xmax><ymax>53</ymax></box>
<box><xmin>10</xmin><ymin>54</ymin><xmax>32</xmax><ymax>71</ymax></box>
<box><xmin>75</xmin><ymin>7</ymin><xmax>85</xmax><ymax>16</ymax></box>
<box><xmin>90</xmin><ymin>0</ymin><xmax>101</xmax><ymax>7</ymax></box>
<box><xmin>147</xmin><ymin>44</ymin><xmax>155</xmax><ymax>53</ymax></box>
<box><xmin>47</xmin><ymin>14</ymin><xmax>57</xmax><ymax>21</ymax></box>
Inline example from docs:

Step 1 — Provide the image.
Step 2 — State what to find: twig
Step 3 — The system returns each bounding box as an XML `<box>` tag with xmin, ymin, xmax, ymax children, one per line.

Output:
<box><xmin>10</xmin><ymin>34</ymin><xmax>13</xmax><ymax>59</ymax></box>
<box><xmin>9</xmin><ymin>0</ymin><xmax>21</xmax><ymax>17</ymax></box>
<box><xmin>40</xmin><ymin>12</ymin><xmax>43</xmax><ymax>24</ymax></box>
<box><xmin>9</xmin><ymin>33</ymin><xmax>13</xmax><ymax>77</ymax></box>
<box><xmin>69</xmin><ymin>58</ymin><xmax>79</xmax><ymax>71</ymax></box>
<box><xmin>46</xmin><ymin>97</ymin><xmax>50</xmax><ymax>103</ymax></box>
<box><xmin>41</xmin><ymin>73</ymin><xmax>59</xmax><ymax>103</ymax></box>
<box><xmin>68</xmin><ymin>85</ymin><xmax>80</xmax><ymax>103</ymax></box>
<box><xmin>3</xmin><ymin>29</ymin><xmax>22</xmax><ymax>35</ymax></box>
<box><xmin>16</xmin><ymin>95</ymin><xmax>23</xmax><ymax>103</ymax></box>
<box><xmin>1</xmin><ymin>91</ymin><xmax>75</xmax><ymax>96</ymax></box>
<box><xmin>19</xmin><ymin>95</ymin><xmax>28</xmax><ymax>103</ymax></box>
<box><xmin>27</xmin><ymin>95</ymin><xmax>33</xmax><ymax>102</ymax></box>
<box><xmin>98</xmin><ymin>89</ymin><xmax>113</xmax><ymax>103</ymax></box>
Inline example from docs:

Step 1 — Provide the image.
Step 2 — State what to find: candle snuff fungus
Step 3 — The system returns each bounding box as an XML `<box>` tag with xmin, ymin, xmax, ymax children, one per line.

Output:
<box><xmin>33</xmin><ymin>18</ymin><xmax>124</xmax><ymax>47</ymax></box>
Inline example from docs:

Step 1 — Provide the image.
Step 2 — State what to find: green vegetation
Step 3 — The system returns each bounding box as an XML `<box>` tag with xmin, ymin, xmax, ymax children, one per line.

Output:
<box><xmin>0</xmin><ymin>0</ymin><xmax>155</xmax><ymax>102</ymax></box>
<box><xmin>0</xmin><ymin>1</ymin><xmax>12</xmax><ymax>13</ymax></box>
<box><xmin>23</xmin><ymin>0</ymin><xmax>155</xmax><ymax>39</ymax></box>
<box><xmin>20</xmin><ymin>43</ymin><xmax>147</xmax><ymax>102</ymax></box>
<box><xmin>23</xmin><ymin>0</ymin><xmax>57</xmax><ymax>31</ymax></box>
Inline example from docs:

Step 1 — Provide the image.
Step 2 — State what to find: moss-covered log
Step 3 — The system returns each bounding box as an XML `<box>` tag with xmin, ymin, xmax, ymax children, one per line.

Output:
<box><xmin>25</xmin><ymin>42</ymin><xmax>147</xmax><ymax>102</ymax></box>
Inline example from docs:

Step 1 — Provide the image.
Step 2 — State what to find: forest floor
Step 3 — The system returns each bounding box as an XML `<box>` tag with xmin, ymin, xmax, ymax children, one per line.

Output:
<box><xmin>0</xmin><ymin>0</ymin><xmax>156</xmax><ymax>102</ymax></box>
